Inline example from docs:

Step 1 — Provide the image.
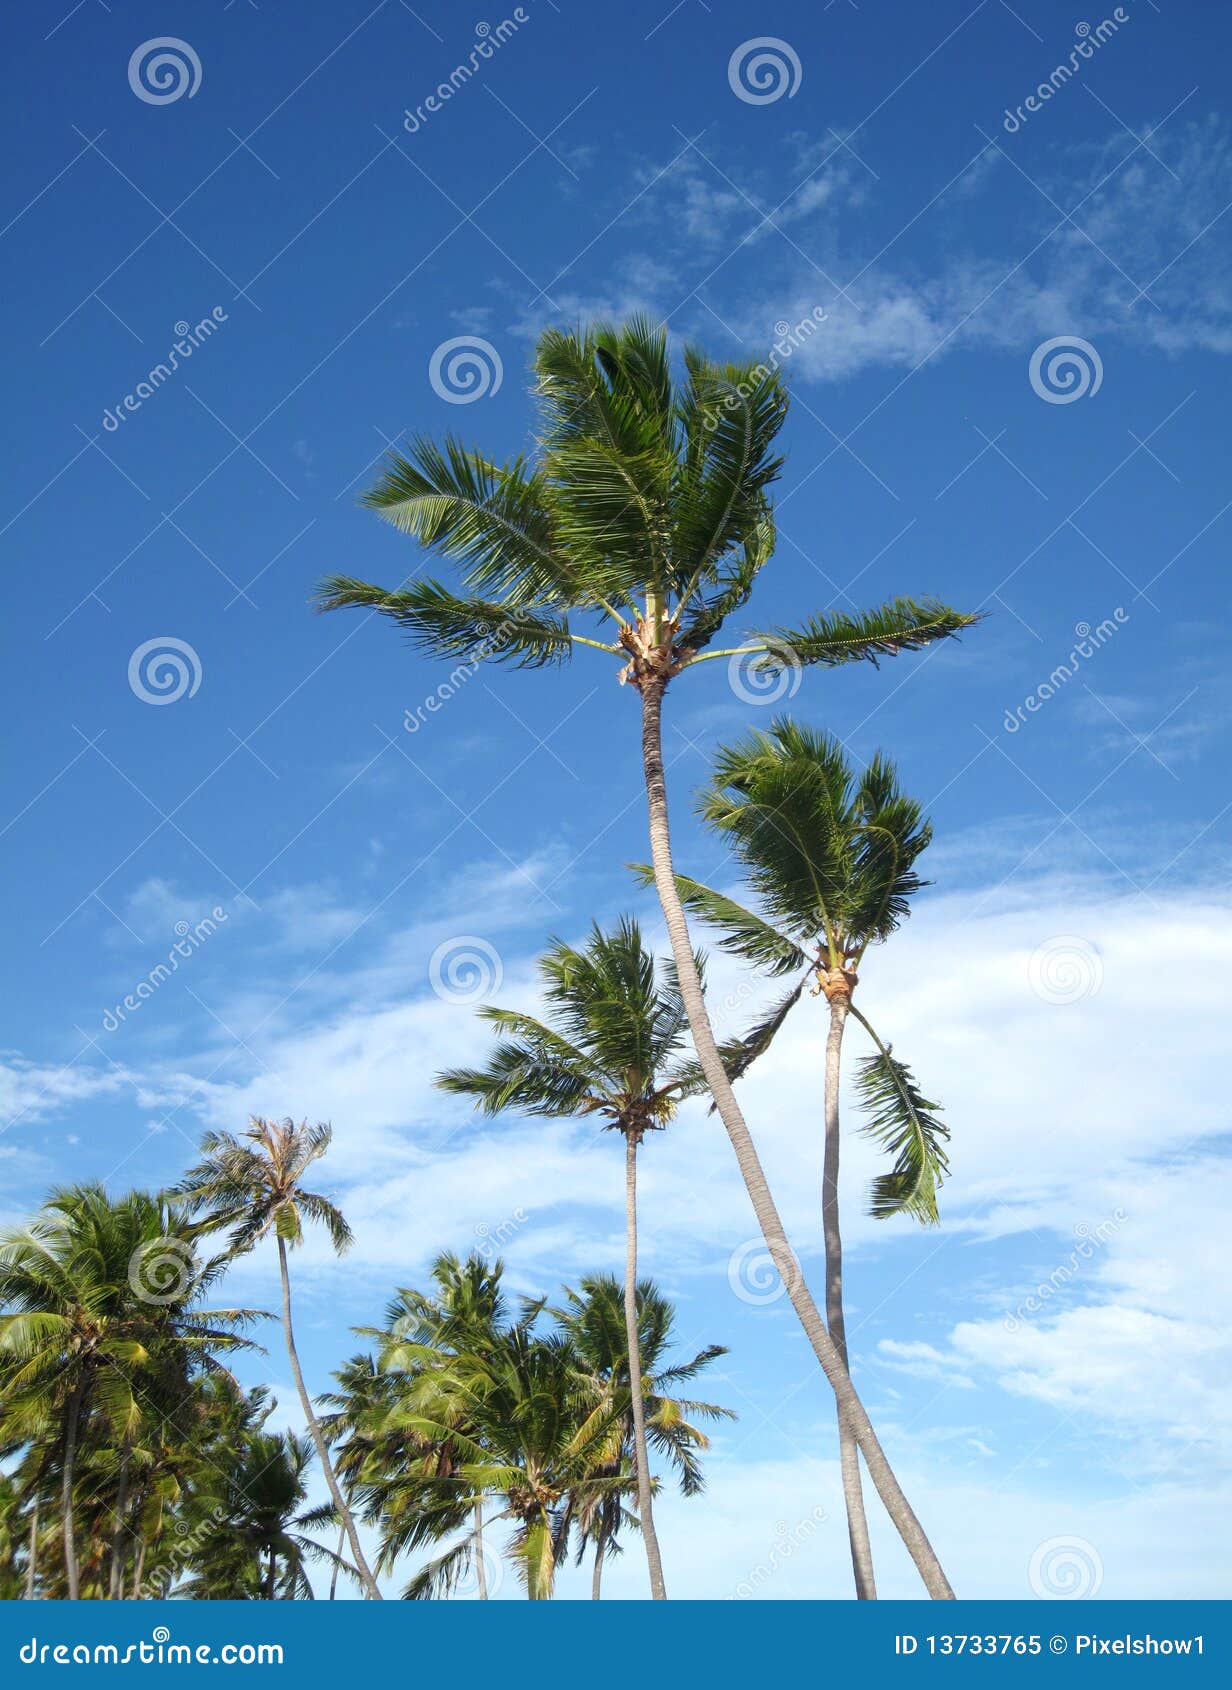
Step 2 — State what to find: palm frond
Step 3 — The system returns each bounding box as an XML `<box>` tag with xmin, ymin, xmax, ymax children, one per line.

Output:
<box><xmin>850</xmin><ymin>1008</ymin><xmax>950</xmax><ymax>1224</ymax></box>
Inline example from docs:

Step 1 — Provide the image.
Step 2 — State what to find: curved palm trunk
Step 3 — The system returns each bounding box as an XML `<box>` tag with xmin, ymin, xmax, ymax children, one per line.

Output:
<box><xmin>129</xmin><ymin>1536</ymin><xmax>147</xmax><ymax>1599</ymax></box>
<box><xmin>473</xmin><ymin>1499</ymin><xmax>488</xmax><ymax>1599</ymax></box>
<box><xmin>61</xmin><ymin>1380</ymin><xmax>85</xmax><ymax>1600</ymax></box>
<box><xmin>638</xmin><ymin>677</ymin><xmax>954</xmax><ymax>1599</ymax></box>
<box><xmin>623</xmin><ymin>1129</ymin><xmax>668</xmax><ymax>1599</ymax></box>
<box><xmin>24</xmin><ymin>1496</ymin><xmax>39</xmax><ymax>1599</ymax></box>
<box><xmin>591</xmin><ymin>1531</ymin><xmax>605</xmax><ymax>1599</ymax></box>
<box><xmin>328</xmin><ymin>1524</ymin><xmax>345</xmax><ymax>1599</ymax></box>
<box><xmin>824</xmin><ymin>997</ymin><xmax>877</xmax><ymax>1599</ymax></box>
<box><xmin>275</xmin><ymin>1236</ymin><xmax>383</xmax><ymax>1600</ymax></box>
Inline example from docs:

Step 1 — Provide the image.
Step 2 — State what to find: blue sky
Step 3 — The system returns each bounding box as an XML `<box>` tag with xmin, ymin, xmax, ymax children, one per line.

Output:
<box><xmin>2</xmin><ymin>0</ymin><xmax>1229</xmax><ymax>1599</ymax></box>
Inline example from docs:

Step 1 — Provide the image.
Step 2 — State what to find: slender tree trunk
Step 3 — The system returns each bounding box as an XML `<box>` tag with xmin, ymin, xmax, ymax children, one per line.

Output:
<box><xmin>623</xmin><ymin>1129</ymin><xmax>668</xmax><ymax>1599</ymax></box>
<box><xmin>591</xmin><ymin>1531</ymin><xmax>605</xmax><ymax>1600</ymax></box>
<box><xmin>329</xmin><ymin>1524</ymin><xmax>345</xmax><ymax>1599</ymax></box>
<box><xmin>638</xmin><ymin>676</ymin><xmax>954</xmax><ymax>1599</ymax></box>
<box><xmin>824</xmin><ymin>996</ymin><xmax>877</xmax><ymax>1599</ymax></box>
<box><xmin>276</xmin><ymin>1235</ymin><xmax>383</xmax><ymax>1600</ymax></box>
<box><xmin>61</xmin><ymin>1381</ymin><xmax>85</xmax><ymax>1600</ymax></box>
<box><xmin>24</xmin><ymin>1496</ymin><xmax>38</xmax><ymax>1599</ymax></box>
<box><xmin>473</xmin><ymin>1499</ymin><xmax>488</xmax><ymax>1599</ymax></box>
<box><xmin>130</xmin><ymin>1536</ymin><xmax>147</xmax><ymax>1599</ymax></box>
<box><xmin>108</xmin><ymin>1439</ymin><xmax>131</xmax><ymax>1599</ymax></box>
<box><xmin>266</xmin><ymin>1546</ymin><xmax>276</xmax><ymax>1601</ymax></box>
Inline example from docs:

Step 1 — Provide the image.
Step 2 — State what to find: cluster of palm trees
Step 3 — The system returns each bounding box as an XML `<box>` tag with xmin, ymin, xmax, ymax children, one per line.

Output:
<box><xmin>318</xmin><ymin>319</ymin><xmax>973</xmax><ymax>1598</ymax></box>
<box><xmin>2</xmin><ymin>316</ymin><xmax>976</xmax><ymax>1600</ymax></box>
<box><xmin>0</xmin><ymin>1138</ymin><xmax>729</xmax><ymax>1599</ymax></box>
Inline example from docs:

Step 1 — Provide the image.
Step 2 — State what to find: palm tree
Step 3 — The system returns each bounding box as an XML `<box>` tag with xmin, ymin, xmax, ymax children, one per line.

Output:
<box><xmin>339</xmin><ymin>1252</ymin><xmax>522</xmax><ymax>1598</ymax></box>
<box><xmin>656</xmin><ymin>718</ymin><xmax>951</xmax><ymax>1596</ymax></box>
<box><xmin>554</xmin><ymin>1274</ymin><xmax>733</xmax><ymax>1597</ymax></box>
<box><xmin>317</xmin><ymin>317</ymin><xmax>970</xmax><ymax>1595</ymax></box>
<box><xmin>0</xmin><ymin>1184</ymin><xmax>255</xmax><ymax>1599</ymax></box>
<box><xmin>380</xmin><ymin>1321</ymin><xmax>616</xmax><ymax>1599</ymax></box>
<box><xmin>181</xmin><ymin>1426</ymin><xmax>339</xmax><ymax>1599</ymax></box>
<box><xmin>436</xmin><ymin>919</ymin><xmax>705</xmax><ymax>1598</ymax></box>
<box><xmin>170</xmin><ymin>1118</ymin><xmax>383</xmax><ymax>1599</ymax></box>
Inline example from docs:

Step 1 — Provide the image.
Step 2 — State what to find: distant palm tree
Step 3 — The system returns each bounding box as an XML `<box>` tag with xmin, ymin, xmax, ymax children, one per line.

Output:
<box><xmin>381</xmin><ymin>1321</ymin><xmax>615</xmax><ymax>1599</ymax></box>
<box><xmin>437</xmin><ymin>919</ymin><xmax>705</xmax><ymax>1598</ymax></box>
<box><xmin>657</xmin><ymin>719</ymin><xmax>950</xmax><ymax>1596</ymax></box>
<box><xmin>0</xmin><ymin>1185</ymin><xmax>254</xmax><ymax>1599</ymax></box>
<box><xmin>171</xmin><ymin>1119</ymin><xmax>383</xmax><ymax>1600</ymax></box>
<box><xmin>553</xmin><ymin>1274</ymin><xmax>733</xmax><ymax>1597</ymax></box>
<box><xmin>318</xmin><ymin>318</ymin><xmax>970</xmax><ymax>1596</ymax></box>
<box><xmin>181</xmin><ymin>1428</ymin><xmax>337</xmax><ymax>1600</ymax></box>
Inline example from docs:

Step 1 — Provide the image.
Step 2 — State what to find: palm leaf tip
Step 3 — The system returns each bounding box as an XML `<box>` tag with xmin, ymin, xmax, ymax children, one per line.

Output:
<box><xmin>854</xmin><ymin>1045</ymin><xmax>950</xmax><ymax>1225</ymax></box>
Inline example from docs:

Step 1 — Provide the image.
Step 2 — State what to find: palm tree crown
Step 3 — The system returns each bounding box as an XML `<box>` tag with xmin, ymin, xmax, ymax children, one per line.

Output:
<box><xmin>317</xmin><ymin>316</ymin><xmax>975</xmax><ymax>690</ymax></box>
<box><xmin>436</xmin><ymin>917</ymin><xmax>701</xmax><ymax>1135</ymax></box>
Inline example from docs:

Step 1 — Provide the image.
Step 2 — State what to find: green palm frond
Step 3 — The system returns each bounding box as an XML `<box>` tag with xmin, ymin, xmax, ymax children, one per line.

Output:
<box><xmin>315</xmin><ymin>577</ymin><xmax>576</xmax><ymax>668</ymax></box>
<box><xmin>850</xmin><ymin>1009</ymin><xmax>951</xmax><ymax>1224</ymax></box>
<box><xmin>758</xmin><ymin>596</ymin><xmax>979</xmax><ymax>670</ymax></box>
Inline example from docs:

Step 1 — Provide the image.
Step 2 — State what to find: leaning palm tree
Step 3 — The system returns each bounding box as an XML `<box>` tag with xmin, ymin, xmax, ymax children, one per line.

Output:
<box><xmin>553</xmin><ymin>1274</ymin><xmax>733</xmax><ymax>1597</ymax></box>
<box><xmin>318</xmin><ymin>318</ymin><xmax>971</xmax><ymax>1595</ymax></box>
<box><xmin>436</xmin><ymin>919</ymin><xmax>704</xmax><ymax>1598</ymax></box>
<box><xmin>652</xmin><ymin>718</ymin><xmax>950</xmax><ymax>1597</ymax></box>
<box><xmin>170</xmin><ymin>1119</ymin><xmax>383</xmax><ymax>1600</ymax></box>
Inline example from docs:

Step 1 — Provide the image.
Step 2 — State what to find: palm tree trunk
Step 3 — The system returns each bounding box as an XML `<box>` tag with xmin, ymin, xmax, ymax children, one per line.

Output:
<box><xmin>591</xmin><ymin>1531</ymin><xmax>605</xmax><ymax>1599</ymax></box>
<box><xmin>61</xmin><ymin>1380</ymin><xmax>85</xmax><ymax>1600</ymax></box>
<box><xmin>130</xmin><ymin>1536</ymin><xmax>146</xmax><ymax>1599</ymax></box>
<box><xmin>473</xmin><ymin>1499</ymin><xmax>488</xmax><ymax>1599</ymax></box>
<box><xmin>276</xmin><ymin>1235</ymin><xmax>383</xmax><ymax>1600</ymax></box>
<box><xmin>623</xmin><ymin>1129</ymin><xmax>668</xmax><ymax>1599</ymax></box>
<box><xmin>329</xmin><ymin>1524</ymin><xmax>345</xmax><ymax>1599</ymax></box>
<box><xmin>24</xmin><ymin>1496</ymin><xmax>38</xmax><ymax>1599</ymax></box>
<box><xmin>266</xmin><ymin>1546</ymin><xmax>276</xmax><ymax>1601</ymax></box>
<box><xmin>108</xmin><ymin>1439</ymin><xmax>131</xmax><ymax>1599</ymax></box>
<box><xmin>824</xmin><ymin>997</ymin><xmax>877</xmax><ymax>1599</ymax></box>
<box><xmin>638</xmin><ymin>676</ymin><xmax>954</xmax><ymax>1599</ymax></box>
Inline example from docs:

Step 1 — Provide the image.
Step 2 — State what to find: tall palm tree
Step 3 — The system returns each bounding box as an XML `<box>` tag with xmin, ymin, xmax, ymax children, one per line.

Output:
<box><xmin>0</xmin><ymin>1185</ymin><xmax>255</xmax><ymax>1599</ymax></box>
<box><xmin>436</xmin><ymin>919</ymin><xmax>705</xmax><ymax>1598</ymax></box>
<box><xmin>656</xmin><ymin>718</ymin><xmax>951</xmax><ymax>1596</ymax></box>
<box><xmin>317</xmin><ymin>318</ymin><xmax>971</xmax><ymax>1595</ymax></box>
<box><xmin>553</xmin><ymin>1274</ymin><xmax>733</xmax><ymax>1597</ymax></box>
<box><xmin>170</xmin><ymin>1118</ymin><xmax>383</xmax><ymax>1600</ymax></box>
